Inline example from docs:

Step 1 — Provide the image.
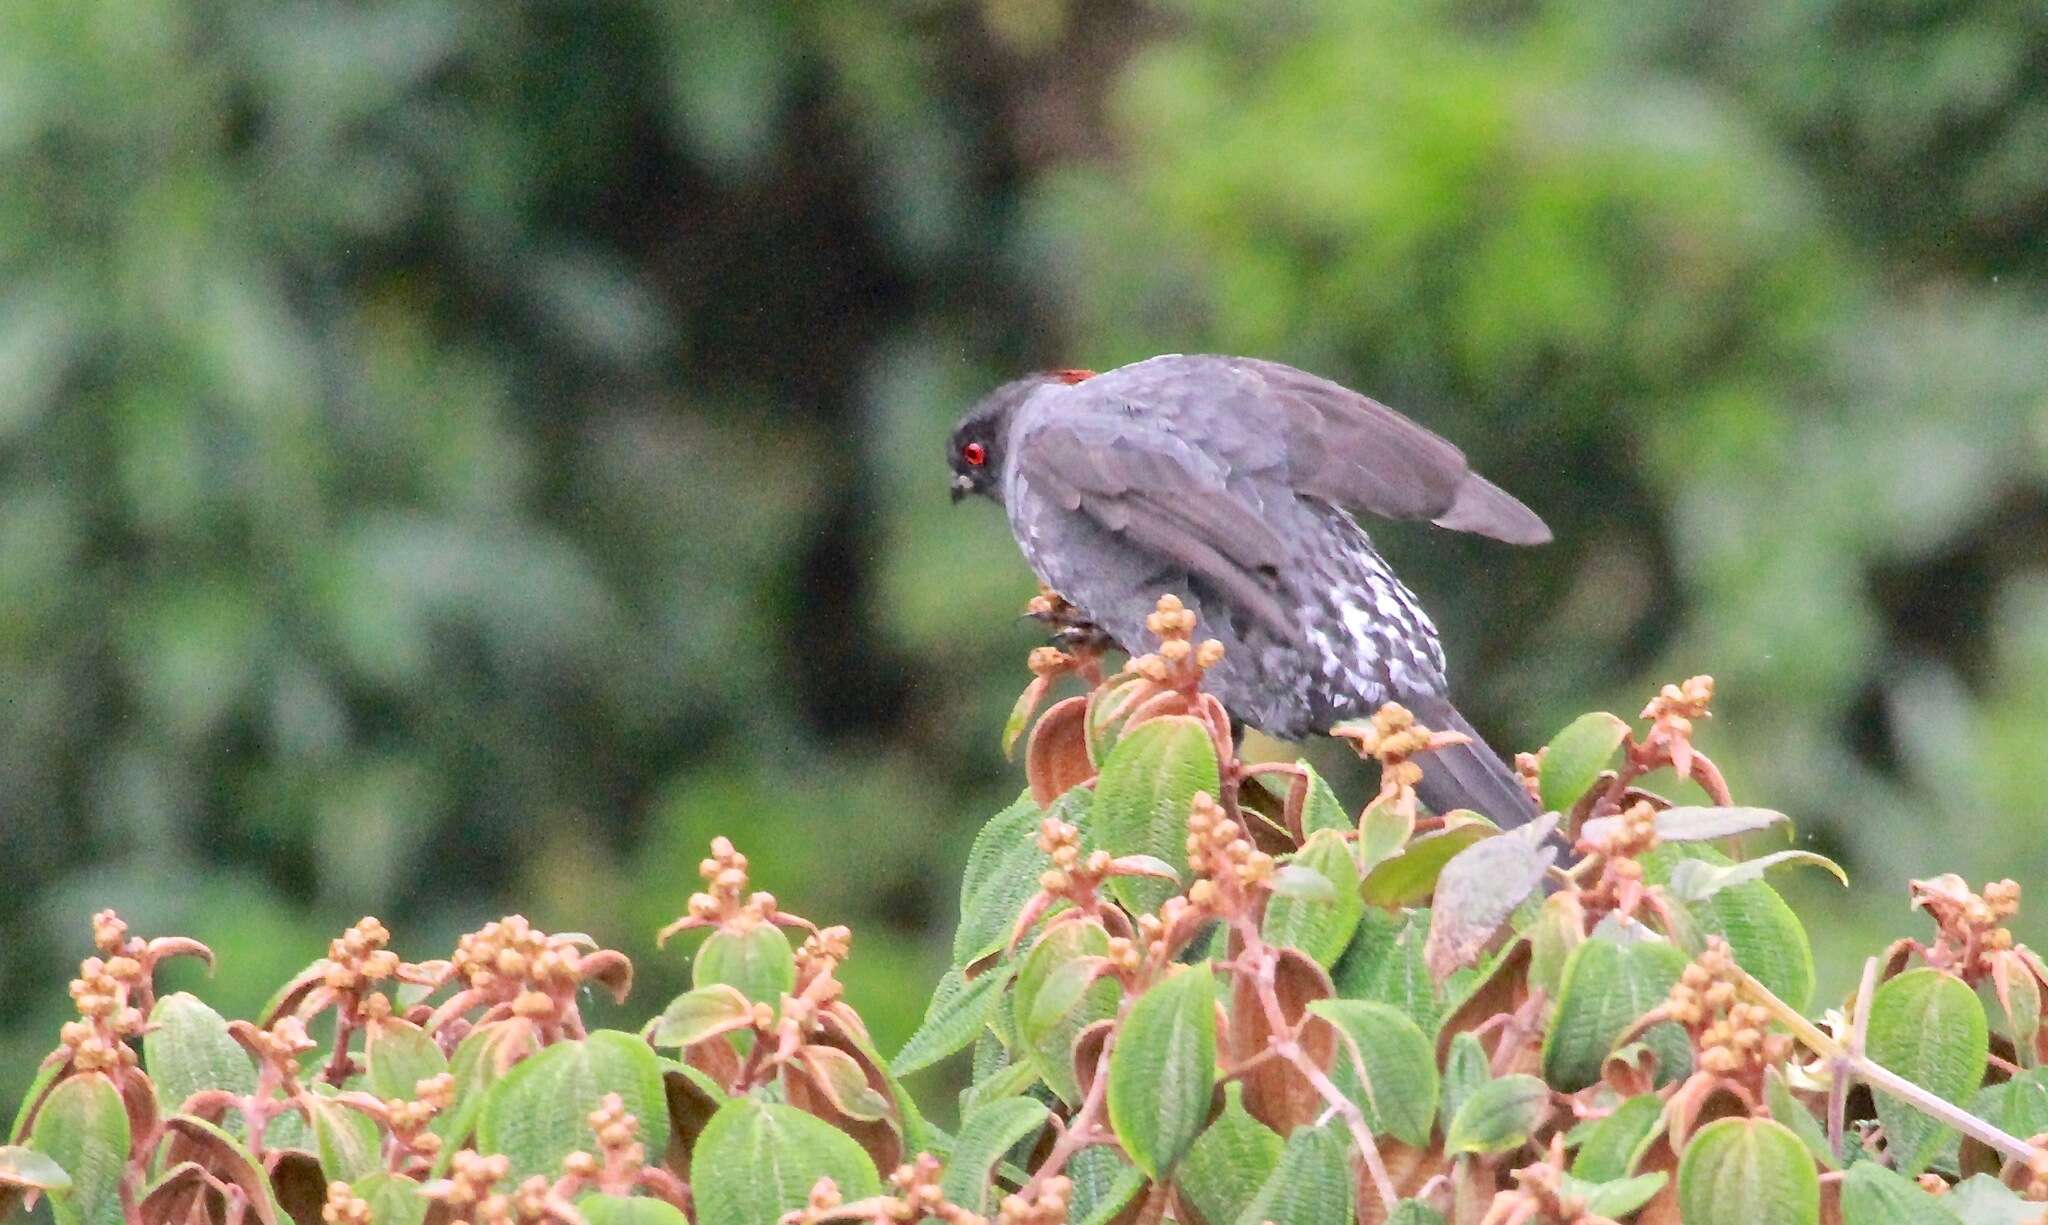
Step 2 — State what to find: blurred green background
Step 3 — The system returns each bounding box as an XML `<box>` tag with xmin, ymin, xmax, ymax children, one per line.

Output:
<box><xmin>5</xmin><ymin>0</ymin><xmax>2048</xmax><ymax>1113</ymax></box>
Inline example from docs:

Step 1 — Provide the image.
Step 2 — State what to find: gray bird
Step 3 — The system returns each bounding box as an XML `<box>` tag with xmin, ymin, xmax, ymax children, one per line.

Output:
<box><xmin>947</xmin><ymin>354</ymin><xmax>1549</xmax><ymax>828</ymax></box>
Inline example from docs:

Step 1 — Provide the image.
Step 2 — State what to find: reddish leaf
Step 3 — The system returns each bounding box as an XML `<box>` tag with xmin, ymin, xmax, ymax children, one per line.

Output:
<box><xmin>1230</xmin><ymin>947</ymin><xmax>1334</xmax><ymax>1133</ymax></box>
<box><xmin>1027</xmin><ymin>696</ymin><xmax>1096</xmax><ymax>807</ymax></box>
<box><xmin>581</xmin><ymin>950</ymin><xmax>634</xmax><ymax>1005</ymax></box>
<box><xmin>1073</xmin><ymin>1019</ymin><xmax>1115</xmax><ymax>1104</ymax></box>
<box><xmin>161</xmin><ymin>1116</ymin><xmax>279</xmax><ymax>1225</ymax></box>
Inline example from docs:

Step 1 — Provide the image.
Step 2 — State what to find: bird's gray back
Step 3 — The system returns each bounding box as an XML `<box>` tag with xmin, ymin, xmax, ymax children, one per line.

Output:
<box><xmin>999</xmin><ymin>359</ymin><xmax>1451</xmax><ymax>738</ymax></box>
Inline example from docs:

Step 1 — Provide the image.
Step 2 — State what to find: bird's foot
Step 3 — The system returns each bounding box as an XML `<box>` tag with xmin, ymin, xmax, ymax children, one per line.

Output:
<box><xmin>1024</xmin><ymin>586</ymin><xmax>1123</xmax><ymax>657</ymax></box>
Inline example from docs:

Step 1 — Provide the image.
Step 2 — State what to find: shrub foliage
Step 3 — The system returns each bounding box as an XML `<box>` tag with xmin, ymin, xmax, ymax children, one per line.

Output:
<box><xmin>6</xmin><ymin>596</ymin><xmax>2048</xmax><ymax>1225</ymax></box>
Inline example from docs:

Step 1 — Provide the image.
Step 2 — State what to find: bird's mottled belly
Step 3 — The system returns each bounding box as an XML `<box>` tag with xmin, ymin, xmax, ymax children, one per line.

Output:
<box><xmin>1007</xmin><ymin>478</ymin><xmax>1450</xmax><ymax>741</ymax></box>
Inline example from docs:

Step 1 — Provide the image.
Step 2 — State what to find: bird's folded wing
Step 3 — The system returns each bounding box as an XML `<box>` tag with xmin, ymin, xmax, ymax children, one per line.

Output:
<box><xmin>1237</xmin><ymin>358</ymin><xmax>1552</xmax><ymax>546</ymax></box>
<box><xmin>1016</xmin><ymin>423</ymin><xmax>1298</xmax><ymax>638</ymax></box>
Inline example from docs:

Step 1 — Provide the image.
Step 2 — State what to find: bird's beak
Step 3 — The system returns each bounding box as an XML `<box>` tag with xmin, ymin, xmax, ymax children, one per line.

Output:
<box><xmin>949</xmin><ymin>474</ymin><xmax>974</xmax><ymax>504</ymax></box>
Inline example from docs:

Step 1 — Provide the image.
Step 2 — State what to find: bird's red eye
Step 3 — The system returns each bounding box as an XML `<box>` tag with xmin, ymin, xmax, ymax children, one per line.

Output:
<box><xmin>962</xmin><ymin>442</ymin><xmax>988</xmax><ymax>467</ymax></box>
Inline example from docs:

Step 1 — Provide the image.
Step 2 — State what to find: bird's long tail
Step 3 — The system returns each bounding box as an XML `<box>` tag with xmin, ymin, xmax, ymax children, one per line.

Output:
<box><xmin>1403</xmin><ymin>695</ymin><xmax>1538</xmax><ymax>830</ymax></box>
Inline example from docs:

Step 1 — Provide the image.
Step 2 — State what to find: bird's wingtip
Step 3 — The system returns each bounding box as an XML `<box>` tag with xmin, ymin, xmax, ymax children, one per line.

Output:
<box><xmin>1434</xmin><ymin>472</ymin><xmax>1551</xmax><ymax>546</ymax></box>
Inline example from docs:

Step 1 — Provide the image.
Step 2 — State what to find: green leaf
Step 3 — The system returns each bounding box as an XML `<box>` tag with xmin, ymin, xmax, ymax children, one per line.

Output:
<box><xmin>1178</xmin><ymin>1084</ymin><xmax>1280</xmax><ymax>1225</ymax></box>
<box><xmin>1107</xmin><ymin>966</ymin><xmax>1216</xmax><ymax>1178</ymax></box>
<box><xmin>1995</xmin><ymin>961</ymin><xmax>2042</xmax><ymax>1067</ymax></box>
<box><xmin>1971</xmin><ymin>1067</ymin><xmax>2048</xmax><ymax>1144</ymax></box>
<box><xmin>893</xmin><ymin>963</ymin><xmax>1017</xmax><ymax>1077</ymax></box>
<box><xmin>960</xmin><ymin>1059</ymin><xmax>1041</xmax><ymax>1117</ymax></box>
<box><xmin>1564</xmin><ymin>1171</ymin><xmax>1668</xmax><ymax>1217</ymax></box>
<box><xmin>304</xmin><ymin>1089</ymin><xmax>383</xmax><ymax>1182</ymax></box>
<box><xmin>1765</xmin><ymin>1066</ymin><xmax>1837</xmax><ymax>1170</ymax></box>
<box><xmin>1840</xmin><ymin>1162</ymin><xmax>1967</xmax><ymax>1225</ymax></box>
<box><xmin>1867</xmin><ymin>969</ymin><xmax>1989</xmax><ymax>1177</ymax></box>
<box><xmin>28</xmin><ymin>1073</ymin><xmax>129</xmax><ymax>1225</ymax></box>
<box><xmin>145</xmin><ymin>994</ymin><xmax>257</xmax><ymax>1119</ymax></box>
<box><xmin>1331</xmin><ymin>907</ymin><xmax>1443</xmax><ymax>1032</ymax></box>
<box><xmin>1263</xmin><ymin>830</ymin><xmax>1365</xmax><ymax>968</ymax></box>
<box><xmin>954</xmin><ymin>791</ymin><xmax>1058</xmax><ymax>966</ymax></box>
<box><xmin>434</xmin><ymin>1019</ymin><xmax>535</xmax><ymax>1172</ymax></box>
<box><xmin>1359</xmin><ymin>819</ymin><xmax>1494</xmax><ymax>908</ymax></box>
<box><xmin>0</xmin><ymin>1145</ymin><xmax>72</xmax><ymax>1193</ymax></box>
<box><xmin>1439</xmin><ymin>1032</ymin><xmax>1490</xmax><ymax>1138</ymax></box>
<box><xmin>1425</xmin><ymin>816</ymin><xmax>1558</xmax><ymax>979</ymax></box>
<box><xmin>1387</xmin><ymin>1202</ymin><xmax>1446</xmax><ymax>1225</ymax></box>
<box><xmin>574</xmin><ymin>1195</ymin><xmax>690</xmax><ymax>1225</ymax></box>
<box><xmin>9</xmin><ymin>1059</ymin><xmax>66</xmax><ymax>1144</ymax></box>
<box><xmin>1093</xmin><ymin>715</ymin><xmax>1220</xmax><ymax>913</ymax></box>
<box><xmin>1027</xmin><ymin>957</ymin><xmax>1111</xmax><ymax>1042</ymax></box>
<box><xmin>366</xmin><ymin>1017</ymin><xmax>450</xmax><ymax>1102</ymax></box>
<box><xmin>941</xmin><ymin>1097</ymin><xmax>1049</xmax><ymax>1216</ymax></box>
<box><xmin>1013</xmin><ymin>920</ymin><xmax>1118</xmax><ymax>1106</ymax></box>
<box><xmin>1643</xmin><ymin>843</ymin><xmax>1815</xmax><ymax>1010</ymax></box>
<box><xmin>692</xmin><ymin>1099</ymin><xmax>880</xmax><ymax>1225</ymax></box>
<box><xmin>477</xmin><ymin>1031</ymin><xmax>668</xmax><ymax>1182</ymax></box>
<box><xmin>1569</xmin><ymin>1093</ymin><xmax>1665</xmax><ymax>1182</ymax></box>
<box><xmin>1528</xmin><ymin>891</ymin><xmax>1588</xmax><ymax>999</ymax></box>
<box><xmin>694</xmin><ymin>922</ymin><xmax>796</xmax><ymax>1009</ymax></box>
<box><xmin>651</xmin><ymin>985</ymin><xmax>753</xmax><ymax>1049</ymax></box>
<box><xmin>1538</xmin><ymin>712</ymin><xmax>1629</xmax><ymax>813</ymax></box>
<box><xmin>1542</xmin><ymin>932</ymin><xmax>1689</xmax><ymax>1091</ymax></box>
<box><xmin>1667</xmin><ymin>850</ymin><xmax>1847</xmax><ymax>903</ymax></box>
<box><xmin>1068</xmin><ymin>1147</ymin><xmax>1146</xmax><ymax>1225</ymax></box>
<box><xmin>1308</xmin><ymin>999</ymin><xmax>1438</xmax><ymax>1146</ymax></box>
<box><xmin>1650</xmin><ymin>805</ymin><xmax>1791</xmax><ymax>842</ymax></box>
<box><xmin>351</xmin><ymin>1172</ymin><xmax>430</xmax><ymax>1225</ymax></box>
<box><xmin>1297</xmin><ymin>764</ymin><xmax>1351</xmax><ymax>837</ymax></box>
<box><xmin>1358</xmin><ymin>800</ymin><xmax>1416</xmax><ymax>876</ymax></box>
<box><xmin>1268</xmin><ymin>865</ymin><xmax>1338</xmax><ymax>901</ymax></box>
<box><xmin>1676</xmin><ymin>1118</ymin><xmax>1820</xmax><ymax>1225</ymax></box>
<box><xmin>1582</xmin><ymin>806</ymin><xmax>1793</xmax><ymax>846</ymax></box>
<box><xmin>1944</xmin><ymin>1174</ymin><xmax>2041</xmax><ymax>1224</ymax></box>
<box><xmin>1444</xmin><ymin>1074</ymin><xmax>1548</xmax><ymax>1155</ymax></box>
<box><xmin>1231</xmin><ymin>1123</ymin><xmax>1349</xmax><ymax>1225</ymax></box>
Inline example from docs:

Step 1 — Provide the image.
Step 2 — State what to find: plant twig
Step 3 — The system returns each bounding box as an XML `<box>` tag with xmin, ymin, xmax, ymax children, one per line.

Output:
<box><xmin>1733</xmin><ymin>957</ymin><xmax>2038</xmax><ymax>1168</ymax></box>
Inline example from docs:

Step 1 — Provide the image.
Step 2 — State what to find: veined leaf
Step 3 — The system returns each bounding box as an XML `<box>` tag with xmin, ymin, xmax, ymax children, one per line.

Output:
<box><xmin>1675</xmin><ymin>1118</ymin><xmax>1819</xmax><ymax>1225</ymax></box>
<box><xmin>1263</xmin><ymin>830</ymin><xmax>1364</xmax><ymax>968</ymax></box>
<box><xmin>692</xmin><ymin>1099</ymin><xmax>880</xmax><ymax>1225</ymax></box>
<box><xmin>1107</xmin><ymin>966</ymin><xmax>1215</xmax><ymax>1178</ymax></box>
<box><xmin>1093</xmin><ymin>716</ymin><xmax>1220</xmax><ymax>913</ymax></box>
<box><xmin>476</xmin><ymin>1031</ymin><xmax>668</xmax><ymax>1182</ymax></box>
<box><xmin>28</xmin><ymin>1073</ymin><xmax>128</xmax><ymax>1225</ymax></box>
<box><xmin>1308</xmin><ymin>999</ymin><xmax>1438</xmax><ymax>1146</ymax></box>
<box><xmin>1867</xmin><ymin>969</ymin><xmax>1988</xmax><ymax>1177</ymax></box>
<box><xmin>1538</xmin><ymin>711</ymin><xmax>1630</xmax><ymax>813</ymax></box>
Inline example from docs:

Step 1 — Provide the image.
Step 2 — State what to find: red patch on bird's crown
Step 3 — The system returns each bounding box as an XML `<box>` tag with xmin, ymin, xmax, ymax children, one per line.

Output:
<box><xmin>1049</xmin><ymin>368</ymin><xmax>1096</xmax><ymax>384</ymax></box>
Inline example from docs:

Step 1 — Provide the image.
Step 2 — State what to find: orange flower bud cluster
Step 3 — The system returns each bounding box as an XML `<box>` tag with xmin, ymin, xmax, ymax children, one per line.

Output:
<box><xmin>1667</xmin><ymin>939</ymin><xmax>1792</xmax><ymax>1078</ymax></box>
<box><xmin>384</xmin><ymin>1071</ymin><xmax>455</xmax><ymax>1157</ymax></box>
<box><xmin>1480</xmin><ymin>1136</ymin><xmax>1588</xmax><ymax>1225</ymax></box>
<box><xmin>62</xmin><ymin>946</ymin><xmax>146</xmax><ymax>1073</ymax></box>
<box><xmin>1186</xmin><ymin>791</ymin><xmax>1274</xmax><ymax>891</ymax></box>
<box><xmin>580</xmin><ymin>1092</ymin><xmax>647</xmax><ymax>1174</ymax></box>
<box><xmin>1037</xmin><ymin>815</ymin><xmax>1113</xmax><ymax>899</ymax></box>
<box><xmin>675</xmin><ymin>837</ymin><xmax>783</xmax><ymax>932</ymax></box>
<box><xmin>449</xmin><ymin>916</ymin><xmax>622</xmax><ymax>1028</ymax></box>
<box><xmin>1909</xmin><ymin>875</ymin><xmax>2024</xmax><ymax>981</ymax></box>
<box><xmin>321</xmin><ymin>1181</ymin><xmax>373</xmax><ymax>1225</ymax></box>
<box><xmin>798</xmin><ymin>925</ymin><xmax>853</xmax><ymax>983</ymax></box>
<box><xmin>1127</xmin><ymin>595</ymin><xmax>1224</xmax><ymax>687</ymax></box>
<box><xmin>996</xmin><ymin>1174</ymin><xmax>1073</xmax><ymax>1225</ymax></box>
<box><xmin>323</xmin><ymin>917</ymin><xmax>400</xmax><ymax>994</ymax></box>
<box><xmin>1642</xmin><ymin>675</ymin><xmax>1714</xmax><ymax>733</ymax></box>
<box><xmin>1026</xmin><ymin>645</ymin><xmax>1075</xmax><ymax>677</ymax></box>
<box><xmin>427</xmin><ymin>1151</ymin><xmax>514</xmax><ymax>1225</ymax></box>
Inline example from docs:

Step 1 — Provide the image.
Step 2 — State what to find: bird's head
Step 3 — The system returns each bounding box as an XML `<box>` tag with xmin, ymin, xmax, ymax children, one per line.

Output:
<box><xmin>948</xmin><ymin>369</ymin><xmax>1094</xmax><ymax>504</ymax></box>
